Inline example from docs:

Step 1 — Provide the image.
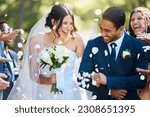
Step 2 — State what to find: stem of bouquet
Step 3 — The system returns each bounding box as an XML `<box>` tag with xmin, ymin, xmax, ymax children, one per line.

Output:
<box><xmin>50</xmin><ymin>83</ymin><xmax>63</xmax><ymax>94</ymax></box>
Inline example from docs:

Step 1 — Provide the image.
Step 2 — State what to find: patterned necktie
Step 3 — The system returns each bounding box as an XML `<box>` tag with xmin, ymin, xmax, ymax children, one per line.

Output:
<box><xmin>110</xmin><ymin>43</ymin><xmax>117</xmax><ymax>66</ymax></box>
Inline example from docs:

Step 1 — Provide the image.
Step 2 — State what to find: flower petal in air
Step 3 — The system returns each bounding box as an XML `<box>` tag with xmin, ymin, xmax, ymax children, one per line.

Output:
<box><xmin>89</xmin><ymin>54</ymin><xmax>92</xmax><ymax>58</ymax></box>
<box><xmin>104</xmin><ymin>50</ymin><xmax>108</xmax><ymax>56</ymax></box>
<box><xmin>35</xmin><ymin>44</ymin><xmax>40</xmax><ymax>49</ymax></box>
<box><xmin>92</xmin><ymin>47</ymin><xmax>99</xmax><ymax>54</ymax></box>
<box><xmin>140</xmin><ymin>75</ymin><xmax>145</xmax><ymax>80</ymax></box>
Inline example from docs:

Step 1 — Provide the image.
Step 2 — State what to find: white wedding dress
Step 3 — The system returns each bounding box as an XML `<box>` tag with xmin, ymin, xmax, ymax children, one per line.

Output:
<box><xmin>37</xmin><ymin>49</ymin><xmax>83</xmax><ymax>100</ymax></box>
<box><xmin>8</xmin><ymin>34</ymin><xmax>87</xmax><ymax>100</ymax></box>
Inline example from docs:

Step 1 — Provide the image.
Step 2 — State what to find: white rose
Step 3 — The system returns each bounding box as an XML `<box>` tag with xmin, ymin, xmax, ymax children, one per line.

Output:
<box><xmin>39</xmin><ymin>50</ymin><xmax>53</xmax><ymax>66</ymax></box>
<box><xmin>122</xmin><ymin>50</ymin><xmax>131</xmax><ymax>59</ymax></box>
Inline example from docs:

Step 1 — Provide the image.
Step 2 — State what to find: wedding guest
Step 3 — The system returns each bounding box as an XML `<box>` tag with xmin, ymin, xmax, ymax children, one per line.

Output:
<box><xmin>8</xmin><ymin>4</ymin><xmax>87</xmax><ymax>100</ymax></box>
<box><xmin>0</xmin><ymin>28</ymin><xmax>21</xmax><ymax>42</ymax></box>
<box><xmin>128</xmin><ymin>7</ymin><xmax>150</xmax><ymax>99</ymax></box>
<box><xmin>0</xmin><ymin>41</ymin><xmax>10</xmax><ymax>99</ymax></box>
<box><xmin>0</xmin><ymin>73</ymin><xmax>9</xmax><ymax>90</ymax></box>
<box><xmin>0</xmin><ymin>21</ymin><xmax>20</xmax><ymax>100</ymax></box>
<box><xmin>77</xmin><ymin>6</ymin><xmax>148</xmax><ymax>100</ymax></box>
<box><xmin>0</xmin><ymin>20</ymin><xmax>21</xmax><ymax>99</ymax></box>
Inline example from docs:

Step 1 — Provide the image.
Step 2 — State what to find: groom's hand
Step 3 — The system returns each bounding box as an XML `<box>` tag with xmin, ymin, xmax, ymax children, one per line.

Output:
<box><xmin>111</xmin><ymin>89</ymin><xmax>127</xmax><ymax>100</ymax></box>
<box><xmin>92</xmin><ymin>72</ymin><xmax>107</xmax><ymax>86</ymax></box>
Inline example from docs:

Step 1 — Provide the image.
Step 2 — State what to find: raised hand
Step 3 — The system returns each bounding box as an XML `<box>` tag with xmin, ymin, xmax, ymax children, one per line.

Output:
<box><xmin>136</xmin><ymin>32</ymin><xmax>150</xmax><ymax>43</ymax></box>
<box><xmin>0</xmin><ymin>29</ymin><xmax>23</xmax><ymax>42</ymax></box>
<box><xmin>0</xmin><ymin>56</ymin><xmax>12</xmax><ymax>62</ymax></box>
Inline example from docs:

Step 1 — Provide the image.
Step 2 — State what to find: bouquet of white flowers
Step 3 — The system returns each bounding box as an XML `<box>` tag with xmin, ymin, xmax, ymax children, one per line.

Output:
<box><xmin>39</xmin><ymin>44</ymin><xmax>69</xmax><ymax>94</ymax></box>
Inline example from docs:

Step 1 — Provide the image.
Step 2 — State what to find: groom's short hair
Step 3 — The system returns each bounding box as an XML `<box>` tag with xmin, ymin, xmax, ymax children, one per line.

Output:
<box><xmin>102</xmin><ymin>6</ymin><xmax>125</xmax><ymax>29</ymax></box>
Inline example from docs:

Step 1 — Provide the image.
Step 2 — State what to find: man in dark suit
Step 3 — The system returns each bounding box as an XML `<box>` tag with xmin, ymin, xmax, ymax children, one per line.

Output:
<box><xmin>0</xmin><ymin>21</ymin><xmax>20</xmax><ymax>99</ymax></box>
<box><xmin>77</xmin><ymin>6</ymin><xmax>148</xmax><ymax>100</ymax></box>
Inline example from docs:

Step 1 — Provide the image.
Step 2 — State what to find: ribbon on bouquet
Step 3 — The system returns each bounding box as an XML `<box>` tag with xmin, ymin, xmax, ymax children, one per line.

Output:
<box><xmin>54</xmin><ymin>68</ymin><xmax>65</xmax><ymax>91</ymax></box>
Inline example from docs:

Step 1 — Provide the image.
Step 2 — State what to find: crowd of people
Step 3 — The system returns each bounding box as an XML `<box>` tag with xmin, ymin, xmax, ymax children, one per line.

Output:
<box><xmin>0</xmin><ymin>4</ymin><xmax>150</xmax><ymax>100</ymax></box>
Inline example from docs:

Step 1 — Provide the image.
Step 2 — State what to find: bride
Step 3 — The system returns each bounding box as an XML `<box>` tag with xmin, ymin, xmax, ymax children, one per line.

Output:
<box><xmin>8</xmin><ymin>4</ymin><xmax>87</xmax><ymax>100</ymax></box>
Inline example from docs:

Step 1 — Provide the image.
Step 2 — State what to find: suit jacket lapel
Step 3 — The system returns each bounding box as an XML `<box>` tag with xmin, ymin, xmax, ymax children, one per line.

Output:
<box><xmin>113</xmin><ymin>33</ymin><xmax>131</xmax><ymax>73</ymax></box>
<box><xmin>99</xmin><ymin>38</ymin><xmax>111</xmax><ymax>73</ymax></box>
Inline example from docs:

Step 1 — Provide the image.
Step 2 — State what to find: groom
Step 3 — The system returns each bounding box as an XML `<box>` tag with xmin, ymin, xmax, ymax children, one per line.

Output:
<box><xmin>77</xmin><ymin>6</ymin><xmax>148</xmax><ymax>100</ymax></box>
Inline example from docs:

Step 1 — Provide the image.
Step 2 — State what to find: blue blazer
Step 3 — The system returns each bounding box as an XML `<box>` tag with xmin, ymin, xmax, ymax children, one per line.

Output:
<box><xmin>0</xmin><ymin>42</ymin><xmax>4</xmax><ymax>99</ymax></box>
<box><xmin>4</xmin><ymin>49</ymin><xmax>19</xmax><ymax>82</ymax></box>
<box><xmin>78</xmin><ymin>32</ymin><xmax>148</xmax><ymax>100</ymax></box>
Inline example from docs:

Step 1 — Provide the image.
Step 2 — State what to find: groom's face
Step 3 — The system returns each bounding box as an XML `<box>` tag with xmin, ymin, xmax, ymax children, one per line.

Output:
<box><xmin>99</xmin><ymin>19</ymin><xmax>122</xmax><ymax>43</ymax></box>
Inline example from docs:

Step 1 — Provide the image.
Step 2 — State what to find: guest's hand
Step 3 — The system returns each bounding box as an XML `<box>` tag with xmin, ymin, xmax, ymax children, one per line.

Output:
<box><xmin>0</xmin><ymin>73</ymin><xmax>10</xmax><ymax>89</ymax></box>
<box><xmin>136</xmin><ymin>32</ymin><xmax>150</xmax><ymax>43</ymax></box>
<box><xmin>92</xmin><ymin>72</ymin><xmax>107</xmax><ymax>87</ymax></box>
<box><xmin>136</xmin><ymin>68</ymin><xmax>150</xmax><ymax>76</ymax></box>
<box><xmin>111</xmin><ymin>89</ymin><xmax>127</xmax><ymax>100</ymax></box>
<box><xmin>0</xmin><ymin>29</ymin><xmax>22</xmax><ymax>42</ymax></box>
<box><xmin>0</xmin><ymin>56</ymin><xmax>12</xmax><ymax>62</ymax></box>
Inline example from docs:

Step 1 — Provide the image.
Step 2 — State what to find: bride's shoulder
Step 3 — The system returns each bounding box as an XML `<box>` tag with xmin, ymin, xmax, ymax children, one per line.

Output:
<box><xmin>29</xmin><ymin>33</ymin><xmax>45</xmax><ymax>45</ymax></box>
<box><xmin>73</xmin><ymin>32</ymin><xmax>84</xmax><ymax>45</ymax></box>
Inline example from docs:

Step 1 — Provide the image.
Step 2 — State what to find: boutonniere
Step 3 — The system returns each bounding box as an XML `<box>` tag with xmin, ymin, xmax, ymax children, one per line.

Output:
<box><xmin>122</xmin><ymin>49</ymin><xmax>131</xmax><ymax>60</ymax></box>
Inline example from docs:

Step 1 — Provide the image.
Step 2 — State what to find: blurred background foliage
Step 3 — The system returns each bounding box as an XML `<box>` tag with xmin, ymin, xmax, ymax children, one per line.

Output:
<box><xmin>0</xmin><ymin>0</ymin><xmax>150</xmax><ymax>59</ymax></box>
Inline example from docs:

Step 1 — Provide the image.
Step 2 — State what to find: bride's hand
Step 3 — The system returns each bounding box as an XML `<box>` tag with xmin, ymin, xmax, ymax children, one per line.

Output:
<box><xmin>38</xmin><ymin>74</ymin><xmax>56</xmax><ymax>85</ymax></box>
<box><xmin>49</xmin><ymin>73</ymin><xmax>56</xmax><ymax>84</ymax></box>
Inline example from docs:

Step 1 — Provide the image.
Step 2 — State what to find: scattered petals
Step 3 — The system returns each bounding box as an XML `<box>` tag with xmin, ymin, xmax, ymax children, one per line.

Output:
<box><xmin>91</xmin><ymin>95</ymin><xmax>97</xmax><ymax>100</ymax></box>
<box><xmin>18</xmin><ymin>42</ymin><xmax>23</xmax><ymax>48</ymax></box>
<box><xmin>95</xmin><ymin>68</ymin><xmax>99</xmax><ymax>72</ymax></box>
<box><xmin>89</xmin><ymin>54</ymin><xmax>92</xmax><ymax>58</ymax></box>
<box><xmin>17</xmin><ymin>51</ymin><xmax>23</xmax><ymax>59</ymax></box>
<box><xmin>29</xmin><ymin>55</ymin><xmax>32</xmax><ymax>59</ymax></box>
<box><xmin>86</xmin><ymin>84</ymin><xmax>90</xmax><ymax>89</ymax></box>
<box><xmin>19</xmin><ymin>28</ymin><xmax>24</xmax><ymax>34</ymax></box>
<box><xmin>100</xmin><ymin>67</ymin><xmax>104</xmax><ymax>70</ymax></box>
<box><xmin>140</xmin><ymin>75</ymin><xmax>145</xmax><ymax>80</ymax></box>
<box><xmin>35</xmin><ymin>44</ymin><xmax>40</xmax><ymax>49</ymax></box>
<box><xmin>92</xmin><ymin>80</ymin><xmax>97</xmax><ymax>86</ymax></box>
<box><xmin>142</xmin><ymin>45</ymin><xmax>150</xmax><ymax>52</ymax></box>
<box><xmin>92</xmin><ymin>47</ymin><xmax>98</xmax><ymax>55</ymax></box>
<box><xmin>104</xmin><ymin>50</ymin><xmax>108</xmax><ymax>56</ymax></box>
<box><xmin>137</xmin><ymin>53</ymin><xmax>140</xmax><ymax>59</ymax></box>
